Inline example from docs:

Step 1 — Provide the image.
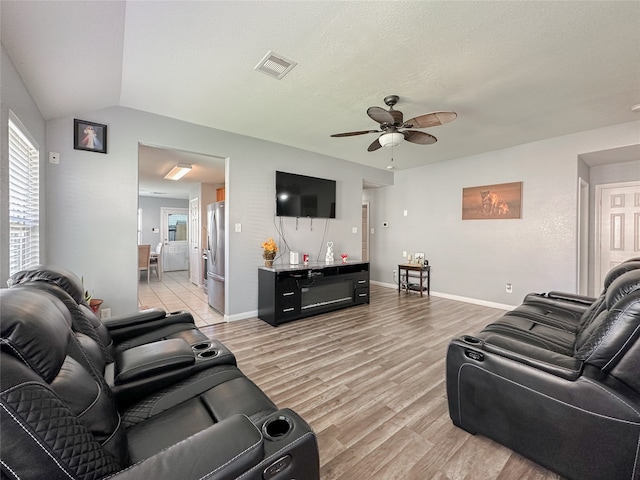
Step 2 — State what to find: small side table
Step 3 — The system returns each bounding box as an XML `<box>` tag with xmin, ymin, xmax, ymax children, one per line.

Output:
<box><xmin>398</xmin><ymin>263</ymin><xmax>431</xmax><ymax>297</ymax></box>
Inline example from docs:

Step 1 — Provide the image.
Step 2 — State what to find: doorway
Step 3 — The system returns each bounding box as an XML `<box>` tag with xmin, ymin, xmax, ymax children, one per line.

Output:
<box><xmin>161</xmin><ymin>207</ymin><xmax>189</xmax><ymax>272</ymax></box>
<box><xmin>594</xmin><ymin>180</ymin><xmax>640</xmax><ymax>288</ymax></box>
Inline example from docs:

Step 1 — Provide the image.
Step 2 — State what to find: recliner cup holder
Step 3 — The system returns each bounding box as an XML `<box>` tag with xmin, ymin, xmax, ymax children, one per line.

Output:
<box><xmin>192</xmin><ymin>342</ymin><xmax>212</xmax><ymax>351</ymax></box>
<box><xmin>462</xmin><ymin>335</ymin><xmax>482</xmax><ymax>345</ymax></box>
<box><xmin>197</xmin><ymin>349</ymin><xmax>219</xmax><ymax>359</ymax></box>
<box><xmin>262</xmin><ymin>415</ymin><xmax>293</xmax><ymax>441</ymax></box>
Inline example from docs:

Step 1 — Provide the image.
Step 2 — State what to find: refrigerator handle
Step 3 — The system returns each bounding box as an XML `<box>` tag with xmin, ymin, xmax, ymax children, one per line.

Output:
<box><xmin>211</xmin><ymin>209</ymin><xmax>218</xmax><ymax>266</ymax></box>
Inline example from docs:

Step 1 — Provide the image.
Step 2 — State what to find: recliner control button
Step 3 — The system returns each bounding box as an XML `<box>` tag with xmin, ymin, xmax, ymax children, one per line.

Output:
<box><xmin>465</xmin><ymin>349</ymin><xmax>484</xmax><ymax>361</ymax></box>
<box><xmin>263</xmin><ymin>454</ymin><xmax>292</xmax><ymax>479</ymax></box>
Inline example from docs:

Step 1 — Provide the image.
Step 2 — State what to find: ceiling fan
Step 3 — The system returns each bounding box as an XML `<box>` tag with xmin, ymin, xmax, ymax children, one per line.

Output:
<box><xmin>330</xmin><ymin>95</ymin><xmax>457</xmax><ymax>152</ymax></box>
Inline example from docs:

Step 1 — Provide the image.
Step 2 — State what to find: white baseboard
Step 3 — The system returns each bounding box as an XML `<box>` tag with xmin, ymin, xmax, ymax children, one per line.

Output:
<box><xmin>225</xmin><ymin>310</ymin><xmax>258</xmax><ymax>322</ymax></box>
<box><xmin>370</xmin><ymin>280</ymin><xmax>514</xmax><ymax>311</ymax></box>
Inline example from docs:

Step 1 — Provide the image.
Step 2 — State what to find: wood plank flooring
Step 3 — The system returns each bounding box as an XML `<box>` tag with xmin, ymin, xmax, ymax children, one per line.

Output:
<box><xmin>201</xmin><ymin>285</ymin><xmax>562</xmax><ymax>480</ymax></box>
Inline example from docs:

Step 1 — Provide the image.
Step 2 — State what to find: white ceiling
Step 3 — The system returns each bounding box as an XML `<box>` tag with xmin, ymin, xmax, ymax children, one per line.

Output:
<box><xmin>2</xmin><ymin>0</ymin><xmax>639</xmax><ymax>187</ymax></box>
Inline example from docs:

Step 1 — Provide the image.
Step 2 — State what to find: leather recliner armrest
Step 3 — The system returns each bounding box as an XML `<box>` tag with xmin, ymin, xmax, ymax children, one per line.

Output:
<box><xmin>114</xmin><ymin>338</ymin><xmax>195</xmax><ymax>385</ymax></box>
<box><xmin>478</xmin><ymin>334</ymin><xmax>584</xmax><ymax>380</ymax></box>
<box><xmin>545</xmin><ymin>291</ymin><xmax>596</xmax><ymax>305</ymax></box>
<box><xmin>111</xmin><ymin>415</ymin><xmax>264</xmax><ymax>480</ymax></box>
<box><xmin>104</xmin><ymin>309</ymin><xmax>196</xmax><ymax>342</ymax></box>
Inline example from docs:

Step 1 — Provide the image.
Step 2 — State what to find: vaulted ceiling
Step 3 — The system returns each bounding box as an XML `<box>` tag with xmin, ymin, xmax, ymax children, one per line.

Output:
<box><xmin>2</xmin><ymin>1</ymin><xmax>639</xmax><ymax>174</ymax></box>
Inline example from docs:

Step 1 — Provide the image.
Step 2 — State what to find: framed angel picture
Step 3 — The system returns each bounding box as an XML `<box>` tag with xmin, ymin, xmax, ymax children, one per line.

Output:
<box><xmin>74</xmin><ymin>119</ymin><xmax>107</xmax><ymax>154</ymax></box>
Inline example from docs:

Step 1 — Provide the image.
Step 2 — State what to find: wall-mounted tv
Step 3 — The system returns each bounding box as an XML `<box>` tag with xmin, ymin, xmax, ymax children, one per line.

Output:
<box><xmin>276</xmin><ymin>171</ymin><xmax>336</xmax><ymax>218</ymax></box>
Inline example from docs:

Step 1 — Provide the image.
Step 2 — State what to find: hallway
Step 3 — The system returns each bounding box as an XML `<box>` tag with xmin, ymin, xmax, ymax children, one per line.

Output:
<box><xmin>138</xmin><ymin>270</ymin><xmax>224</xmax><ymax>327</ymax></box>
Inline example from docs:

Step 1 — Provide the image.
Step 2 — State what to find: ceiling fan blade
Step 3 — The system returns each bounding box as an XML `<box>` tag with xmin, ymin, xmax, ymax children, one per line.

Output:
<box><xmin>367</xmin><ymin>106</ymin><xmax>395</xmax><ymax>124</ymax></box>
<box><xmin>330</xmin><ymin>130</ymin><xmax>380</xmax><ymax>137</ymax></box>
<box><xmin>403</xmin><ymin>130</ymin><xmax>437</xmax><ymax>145</ymax></box>
<box><xmin>404</xmin><ymin>111</ymin><xmax>457</xmax><ymax>129</ymax></box>
<box><xmin>367</xmin><ymin>138</ymin><xmax>382</xmax><ymax>152</ymax></box>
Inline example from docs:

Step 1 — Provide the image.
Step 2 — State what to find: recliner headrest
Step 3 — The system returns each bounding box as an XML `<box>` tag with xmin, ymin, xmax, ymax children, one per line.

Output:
<box><xmin>606</xmin><ymin>269</ymin><xmax>640</xmax><ymax>309</ymax></box>
<box><xmin>603</xmin><ymin>261</ymin><xmax>640</xmax><ymax>290</ymax></box>
<box><xmin>0</xmin><ymin>287</ymin><xmax>72</xmax><ymax>383</ymax></box>
<box><xmin>8</xmin><ymin>265</ymin><xmax>86</xmax><ymax>304</ymax></box>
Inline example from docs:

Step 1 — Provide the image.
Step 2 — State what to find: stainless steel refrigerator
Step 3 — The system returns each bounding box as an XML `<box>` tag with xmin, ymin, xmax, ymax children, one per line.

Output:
<box><xmin>206</xmin><ymin>201</ymin><xmax>225</xmax><ymax>313</ymax></box>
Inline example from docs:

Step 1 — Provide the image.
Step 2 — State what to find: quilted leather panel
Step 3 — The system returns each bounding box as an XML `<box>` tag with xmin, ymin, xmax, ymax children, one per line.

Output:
<box><xmin>2</xmin><ymin>382</ymin><xmax>119</xmax><ymax>478</ymax></box>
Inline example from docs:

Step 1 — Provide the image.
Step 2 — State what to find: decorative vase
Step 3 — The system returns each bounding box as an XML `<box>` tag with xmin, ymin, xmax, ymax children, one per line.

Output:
<box><xmin>325</xmin><ymin>241</ymin><xmax>334</xmax><ymax>263</ymax></box>
<box><xmin>263</xmin><ymin>251</ymin><xmax>276</xmax><ymax>267</ymax></box>
<box><xmin>89</xmin><ymin>298</ymin><xmax>103</xmax><ymax>314</ymax></box>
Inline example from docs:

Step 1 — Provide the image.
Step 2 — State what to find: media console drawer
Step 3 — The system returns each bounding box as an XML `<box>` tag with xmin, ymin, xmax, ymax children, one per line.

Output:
<box><xmin>258</xmin><ymin>262</ymin><xmax>370</xmax><ymax>326</ymax></box>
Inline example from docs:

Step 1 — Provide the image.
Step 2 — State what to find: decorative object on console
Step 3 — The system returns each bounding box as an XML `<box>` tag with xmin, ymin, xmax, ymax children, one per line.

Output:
<box><xmin>303</xmin><ymin>253</ymin><xmax>309</xmax><ymax>264</ymax></box>
<box><xmin>341</xmin><ymin>253</ymin><xmax>348</xmax><ymax>263</ymax></box>
<box><xmin>290</xmin><ymin>251</ymin><xmax>299</xmax><ymax>264</ymax></box>
<box><xmin>262</xmin><ymin>237</ymin><xmax>279</xmax><ymax>267</ymax></box>
<box><xmin>462</xmin><ymin>181</ymin><xmax>522</xmax><ymax>220</ymax></box>
<box><xmin>414</xmin><ymin>252</ymin><xmax>425</xmax><ymax>265</ymax></box>
<box><xmin>73</xmin><ymin>119</ymin><xmax>107</xmax><ymax>154</ymax></box>
<box><xmin>325</xmin><ymin>242</ymin><xmax>334</xmax><ymax>263</ymax></box>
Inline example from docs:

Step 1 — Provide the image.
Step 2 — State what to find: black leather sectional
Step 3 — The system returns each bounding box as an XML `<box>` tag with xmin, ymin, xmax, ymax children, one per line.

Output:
<box><xmin>446</xmin><ymin>259</ymin><xmax>640</xmax><ymax>480</ymax></box>
<box><xmin>1</xmin><ymin>266</ymin><xmax>319</xmax><ymax>480</ymax></box>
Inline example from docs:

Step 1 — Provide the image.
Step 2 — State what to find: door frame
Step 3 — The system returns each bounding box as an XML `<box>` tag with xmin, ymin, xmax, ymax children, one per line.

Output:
<box><xmin>594</xmin><ymin>180</ymin><xmax>640</xmax><ymax>290</ymax></box>
<box><xmin>577</xmin><ymin>177</ymin><xmax>589</xmax><ymax>295</ymax></box>
<box><xmin>160</xmin><ymin>206</ymin><xmax>189</xmax><ymax>272</ymax></box>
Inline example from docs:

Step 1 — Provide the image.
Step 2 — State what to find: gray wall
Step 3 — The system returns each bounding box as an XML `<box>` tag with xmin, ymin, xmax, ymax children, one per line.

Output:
<box><xmin>0</xmin><ymin>45</ymin><xmax>47</xmax><ymax>285</ymax></box>
<box><xmin>138</xmin><ymin>196</ymin><xmax>188</xmax><ymax>246</ymax></box>
<box><xmin>44</xmin><ymin>106</ymin><xmax>392</xmax><ymax>316</ymax></box>
<box><xmin>368</xmin><ymin>121</ymin><xmax>640</xmax><ymax>307</ymax></box>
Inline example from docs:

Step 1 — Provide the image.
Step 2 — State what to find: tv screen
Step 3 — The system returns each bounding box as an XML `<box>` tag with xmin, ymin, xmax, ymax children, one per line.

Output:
<box><xmin>276</xmin><ymin>171</ymin><xmax>336</xmax><ymax>218</ymax></box>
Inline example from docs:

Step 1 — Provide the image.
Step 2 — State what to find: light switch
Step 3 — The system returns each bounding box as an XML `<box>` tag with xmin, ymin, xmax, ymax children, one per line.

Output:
<box><xmin>352</xmin><ymin>227</ymin><xmax>358</xmax><ymax>234</ymax></box>
<box><xmin>403</xmin><ymin>210</ymin><xmax>408</xmax><ymax>216</ymax></box>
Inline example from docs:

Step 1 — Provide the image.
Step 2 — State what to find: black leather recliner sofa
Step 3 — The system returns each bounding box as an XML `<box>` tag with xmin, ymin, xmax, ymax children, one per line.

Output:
<box><xmin>446</xmin><ymin>260</ymin><xmax>640</xmax><ymax>480</ymax></box>
<box><xmin>1</xmin><ymin>279</ymin><xmax>319</xmax><ymax>478</ymax></box>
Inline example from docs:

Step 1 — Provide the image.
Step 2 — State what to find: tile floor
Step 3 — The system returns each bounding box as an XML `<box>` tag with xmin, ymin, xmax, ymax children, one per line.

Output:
<box><xmin>138</xmin><ymin>270</ymin><xmax>224</xmax><ymax>327</ymax></box>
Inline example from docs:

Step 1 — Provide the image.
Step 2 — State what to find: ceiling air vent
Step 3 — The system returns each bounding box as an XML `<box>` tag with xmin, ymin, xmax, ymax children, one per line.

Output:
<box><xmin>254</xmin><ymin>51</ymin><xmax>297</xmax><ymax>79</ymax></box>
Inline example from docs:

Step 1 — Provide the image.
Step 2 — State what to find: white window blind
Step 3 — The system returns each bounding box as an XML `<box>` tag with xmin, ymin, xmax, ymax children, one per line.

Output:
<box><xmin>9</xmin><ymin>117</ymin><xmax>39</xmax><ymax>275</ymax></box>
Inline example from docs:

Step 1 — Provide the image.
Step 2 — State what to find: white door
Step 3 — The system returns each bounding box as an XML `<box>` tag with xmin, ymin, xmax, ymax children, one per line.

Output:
<box><xmin>189</xmin><ymin>198</ymin><xmax>201</xmax><ymax>285</ymax></box>
<box><xmin>595</xmin><ymin>181</ymin><xmax>640</xmax><ymax>288</ymax></box>
<box><xmin>161</xmin><ymin>207</ymin><xmax>189</xmax><ymax>272</ymax></box>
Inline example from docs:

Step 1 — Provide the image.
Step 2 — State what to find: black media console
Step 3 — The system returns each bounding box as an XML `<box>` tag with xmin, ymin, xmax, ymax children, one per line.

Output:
<box><xmin>258</xmin><ymin>261</ymin><xmax>370</xmax><ymax>326</ymax></box>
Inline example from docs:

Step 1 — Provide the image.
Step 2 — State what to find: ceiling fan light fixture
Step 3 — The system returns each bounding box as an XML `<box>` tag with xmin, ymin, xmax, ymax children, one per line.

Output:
<box><xmin>379</xmin><ymin>132</ymin><xmax>404</xmax><ymax>148</ymax></box>
<box><xmin>164</xmin><ymin>163</ymin><xmax>192</xmax><ymax>181</ymax></box>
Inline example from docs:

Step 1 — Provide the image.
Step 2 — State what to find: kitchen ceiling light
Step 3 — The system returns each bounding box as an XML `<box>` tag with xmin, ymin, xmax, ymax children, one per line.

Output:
<box><xmin>379</xmin><ymin>132</ymin><xmax>404</xmax><ymax>148</ymax></box>
<box><xmin>164</xmin><ymin>163</ymin><xmax>192</xmax><ymax>181</ymax></box>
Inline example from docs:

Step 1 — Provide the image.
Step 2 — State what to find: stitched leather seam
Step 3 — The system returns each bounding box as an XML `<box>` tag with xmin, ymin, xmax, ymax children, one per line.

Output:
<box><xmin>457</xmin><ymin>363</ymin><xmax>640</xmax><ymax>423</ymax></box>
<box><xmin>582</xmin><ymin>378</ymin><xmax>640</xmax><ymax>417</ymax></box>
<box><xmin>0</xmin><ymin>401</ymin><xmax>75</xmax><ymax>479</ymax></box>
<box><xmin>198</xmin><ymin>415</ymin><xmax>262</xmax><ymax>480</ymax></box>
<box><xmin>483</xmin><ymin>342</ymin><xmax>580</xmax><ymax>375</ymax></box>
<box><xmin>1</xmin><ymin>339</ymin><xmax>39</xmax><ymax>377</ymax></box>
<box><xmin>0</xmin><ymin>459</ymin><xmax>20</xmax><ymax>480</ymax></box>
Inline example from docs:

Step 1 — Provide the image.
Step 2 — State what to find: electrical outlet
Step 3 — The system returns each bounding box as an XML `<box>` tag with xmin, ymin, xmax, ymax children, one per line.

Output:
<box><xmin>100</xmin><ymin>308</ymin><xmax>111</xmax><ymax>319</ymax></box>
<box><xmin>506</xmin><ymin>283</ymin><xmax>513</xmax><ymax>293</ymax></box>
<box><xmin>403</xmin><ymin>251</ymin><xmax>407</xmax><ymax>257</ymax></box>
<box><xmin>235</xmin><ymin>223</ymin><xmax>242</xmax><ymax>233</ymax></box>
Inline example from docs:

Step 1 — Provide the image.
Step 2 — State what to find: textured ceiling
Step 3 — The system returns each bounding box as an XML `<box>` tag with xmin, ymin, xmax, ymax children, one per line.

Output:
<box><xmin>2</xmin><ymin>0</ymin><xmax>639</xmax><ymax>177</ymax></box>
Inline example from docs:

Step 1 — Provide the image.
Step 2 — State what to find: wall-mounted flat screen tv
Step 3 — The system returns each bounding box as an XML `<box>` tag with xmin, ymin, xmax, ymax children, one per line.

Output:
<box><xmin>276</xmin><ymin>171</ymin><xmax>336</xmax><ymax>218</ymax></box>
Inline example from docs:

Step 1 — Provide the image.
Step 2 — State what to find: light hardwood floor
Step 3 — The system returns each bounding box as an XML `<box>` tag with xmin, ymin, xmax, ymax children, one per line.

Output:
<box><xmin>200</xmin><ymin>285</ymin><xmax>562</xmax><ymax>480</ymax></box>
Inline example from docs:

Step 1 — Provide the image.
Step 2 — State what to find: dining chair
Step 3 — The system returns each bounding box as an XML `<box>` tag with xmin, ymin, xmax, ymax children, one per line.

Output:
<box><xmin>138</xmin><ymin>244</ymin><xmax>151</xmax><ymax>282</ymax></box>
<box><xmin>149</xmin><ymin>242</ymin><xmax>162</xmax><ymax>281</ymax></box>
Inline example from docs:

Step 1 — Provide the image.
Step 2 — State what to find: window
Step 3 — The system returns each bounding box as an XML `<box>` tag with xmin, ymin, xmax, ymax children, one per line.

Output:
<box><xmin>9</xmin><ymin>116</ymin><xmax>39</xmax><ymax>275</ymax></box>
